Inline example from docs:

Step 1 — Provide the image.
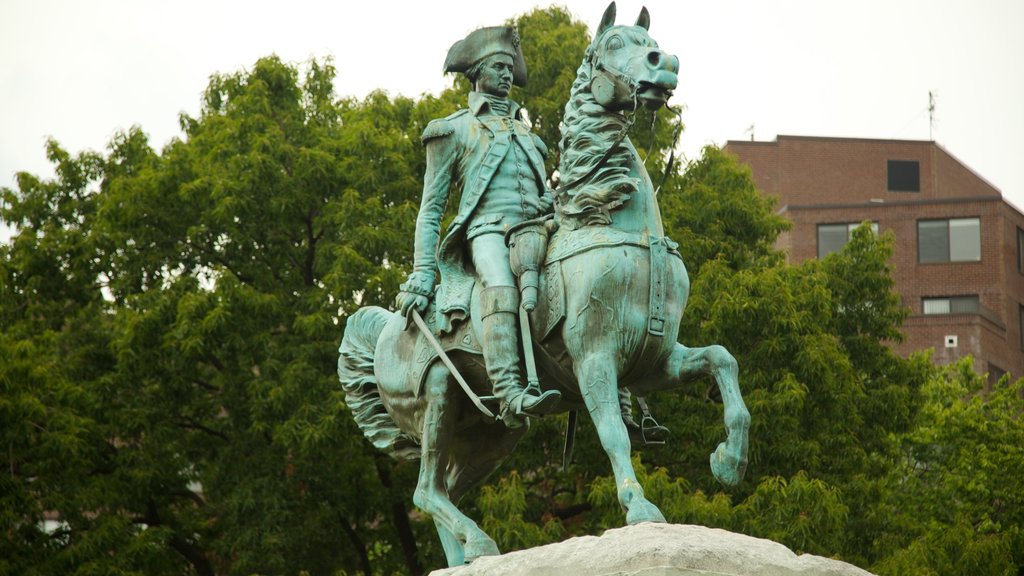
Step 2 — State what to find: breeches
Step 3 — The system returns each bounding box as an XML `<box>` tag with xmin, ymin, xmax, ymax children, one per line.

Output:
<box><xmin>470</xmin><ymin>233</ymin><xmax>515</xmax><ymax>288</ymax></box>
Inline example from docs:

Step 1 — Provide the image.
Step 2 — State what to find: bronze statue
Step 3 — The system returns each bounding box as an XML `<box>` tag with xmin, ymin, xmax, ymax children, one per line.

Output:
<box><xmin>339</xmin><ymin>3</ymin><xmax>750</xmax><ymax>567</ymax></box>
<box><xmin>394</xmin><ymin>26</ymin><xmax>561</xmax><ymax>427</ymax></box>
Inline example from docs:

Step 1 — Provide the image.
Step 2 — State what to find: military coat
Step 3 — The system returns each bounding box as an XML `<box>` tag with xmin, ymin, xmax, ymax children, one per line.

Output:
<box><xmin>413</xmin><ymin>92</ymin><xmax>549</xmax><ymax>333</ymax></box>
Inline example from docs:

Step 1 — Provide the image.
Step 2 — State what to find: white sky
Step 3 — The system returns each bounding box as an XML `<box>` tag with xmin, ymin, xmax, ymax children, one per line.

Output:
<box><xmin>3</xmin><ymin>0</ymin><xmax>1024</xmax><ymax>242</ymax></box>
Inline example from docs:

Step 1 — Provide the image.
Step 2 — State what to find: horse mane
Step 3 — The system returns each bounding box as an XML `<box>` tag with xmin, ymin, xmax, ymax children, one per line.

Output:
<box><xmin>557</xmin><ymin>49</ymin><xmax>638</xmax><ymax>227</ymax></box>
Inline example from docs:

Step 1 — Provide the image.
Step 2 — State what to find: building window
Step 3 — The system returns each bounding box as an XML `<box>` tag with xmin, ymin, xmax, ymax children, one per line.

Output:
<box><xmin>1020</xmin><ymin>304</ymin><xmax>1024</xmax><ymax>351</ymax></box>
<box><xmin>888</xmin><ymin>160</ymin><xmax>920</xmax><ymax>192</ymax></box>
<box><xmin>922</xmin><ymin>295</ymin><xmax>980</xmax><ymax>315</ymax></box>
<box><xmin>1018</xmin><ymin>227</ymin><xmax>1024</xmax><ymax>274</ymax></box>
<box><xmin>918</xmin><ymin>218</ymin><xmax>981</xmax><ymax>263</ymax></box>
<box><xmin>988</xmin><ymin>364</ymin><xmax>1006</xmax><ymax>387</ymax></box>
<box><xmin>817</xmin><ymin>222</ymin><xmax>879</xmax><ymax>258</ymax></box>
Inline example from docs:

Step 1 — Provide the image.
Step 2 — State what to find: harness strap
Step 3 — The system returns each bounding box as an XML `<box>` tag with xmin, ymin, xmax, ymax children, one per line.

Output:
<box><xmin>622</xmin><ymin>235</ymin><xmax>670</xmax><ymax>382</ymax></box>
<box><xmin>647</xmin><ymin>236</ymin><xmax>668</xmax><ymax>337</ymax></box>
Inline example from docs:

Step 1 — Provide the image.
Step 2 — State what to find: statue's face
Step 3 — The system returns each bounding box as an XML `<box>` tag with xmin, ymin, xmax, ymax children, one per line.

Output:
<box><xmin>474</xmin><ymin>54</ymin><xmax>514</xmax><ymax>98</ymax></box>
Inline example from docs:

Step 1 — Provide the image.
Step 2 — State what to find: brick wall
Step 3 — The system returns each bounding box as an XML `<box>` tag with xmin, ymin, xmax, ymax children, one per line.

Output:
<box><xmin>727</xmin><ymin>136</ymin><xmax>1000</xmax><ymax>206</ymax></box>
<box><xmin>726</xmin><ymin>136</ymin><xmax>1024</xmax><ymax>380</ymax></box>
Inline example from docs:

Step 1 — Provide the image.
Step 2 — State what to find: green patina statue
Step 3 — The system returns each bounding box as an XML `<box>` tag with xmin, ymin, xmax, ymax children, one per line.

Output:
<box><xmin>339</xmin><ymin>3</ymin><xmax>750</xmax><ymax>568</ymax></box>
<box><xmin>394</xmin><ymin>25</ymin><xmax>562</xmax><ymax>427</ymax></box>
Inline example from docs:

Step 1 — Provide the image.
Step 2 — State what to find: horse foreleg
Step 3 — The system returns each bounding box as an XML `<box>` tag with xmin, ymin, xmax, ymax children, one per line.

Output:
<box><xmin>413</xmin><ymin>363</ymin><xmax>499</xmax><ymax>566</ymax></box>
<box><xmin>662</xmin><ymin>343</ymin><xmax>750</xmax><ymax>486</ymax></box>
<box><xmin>433</xmin><ymin>521</ymin><xmax>465</xmax><ymax>567</ymax></box>
<box><xmin>576</xmin><ymin>353</ymin><xmax>666</xmax><ymax>525</ymax></box>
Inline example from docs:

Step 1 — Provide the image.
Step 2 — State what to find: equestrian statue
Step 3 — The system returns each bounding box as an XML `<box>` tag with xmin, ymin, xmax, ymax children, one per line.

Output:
<box><xmin>338</xmin><ymin>2</ymin><xmax>750</xmax><ymax>567</ymax></box>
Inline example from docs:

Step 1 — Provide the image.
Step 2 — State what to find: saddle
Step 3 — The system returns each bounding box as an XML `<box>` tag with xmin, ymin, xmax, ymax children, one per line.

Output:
<box><xmin>400</xmin><ymin>220</ymin><xmax>669</xmax><ymax>445</ymax></box>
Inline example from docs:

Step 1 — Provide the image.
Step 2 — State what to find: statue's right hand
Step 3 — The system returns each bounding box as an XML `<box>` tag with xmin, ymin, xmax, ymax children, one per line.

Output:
<box><xmin>396</xmin><ymin>270</ymin><xmax>436</xmax><ymax>321</ymax></box>
<box><xmin>397</xmin><ymin>291</ymin><xmax>429</xmax><ymax>318</ymax></box>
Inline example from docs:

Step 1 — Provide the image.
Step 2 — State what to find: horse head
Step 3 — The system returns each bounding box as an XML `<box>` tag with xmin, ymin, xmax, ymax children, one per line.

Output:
<box><xmin>588</xmin><ymin>2</ymin><xmax>679</xmax><ymax>111</ymax></box>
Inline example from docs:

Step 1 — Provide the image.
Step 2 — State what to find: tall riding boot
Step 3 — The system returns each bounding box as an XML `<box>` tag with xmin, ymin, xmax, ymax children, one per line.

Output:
<box><xmin>480</xmin><ymin>286</ymin><xmax>561</xmax><ymax>427</ymax></box>
<box><xmin>620</xmin><ymin>388</ymin><xmax>638</xmax><ymax>425</ymax></box>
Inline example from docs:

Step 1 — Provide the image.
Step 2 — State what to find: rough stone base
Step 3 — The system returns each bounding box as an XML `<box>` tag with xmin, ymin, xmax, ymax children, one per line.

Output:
<box><xmin>430</xmin><ymin>523</ymin><xmax>875</xmax><ymax>576</ymax></box>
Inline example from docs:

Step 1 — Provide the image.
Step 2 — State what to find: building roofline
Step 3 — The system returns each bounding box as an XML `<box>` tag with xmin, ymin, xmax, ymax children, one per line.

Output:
<box><xmin>725</xmin><ymin>134</ymin><xmax>940</xmax><ymax>147</ymax></box>
<box><xmin>928</xmin><ymin>141</ymin><xmax>1004</xmax><ymax>196</ymax></box>
<box><xmin>777</xmin><ymin>194</ymin><xmax>1004</xmax><ymax>212</ymax></box>
<box><xmin>725</xmin><ymin>134</ymin><xmax>1017</xmax><ymax>214</ymax></box>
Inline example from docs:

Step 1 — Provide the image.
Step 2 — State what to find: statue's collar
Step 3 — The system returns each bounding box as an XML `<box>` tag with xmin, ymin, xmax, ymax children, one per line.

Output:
<box><xmin>469</xmin><ymin>92</ymin><xmax>521</xmax><ymax>119</ymax></box>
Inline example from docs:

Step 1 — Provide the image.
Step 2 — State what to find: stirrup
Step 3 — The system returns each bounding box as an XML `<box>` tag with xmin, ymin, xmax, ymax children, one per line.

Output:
<box><xmin>637</xmin><ymin>395</ymin><xmax>668</xmax><ymax>445</ymax></box>
<box><xmin>624</xmin><ymin>416</ymin><xmax>670</xmax><ymax>446</ymax></box>
<box><xmin>640</xmin><ymin>416</ymin><xmax>669</xmax><ymax>445</ymax></box>
<box><xmin>504</xmin><ymin>388</ymin><xmax>561</xmax><ymax>420</ymax></box>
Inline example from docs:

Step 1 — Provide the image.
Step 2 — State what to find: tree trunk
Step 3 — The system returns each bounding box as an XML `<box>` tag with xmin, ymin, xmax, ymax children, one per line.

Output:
<box><xmin>375</xmin><ymin>456</ymin><xmax>424</xmax><ymax>575</ymax></box>
<box><xmin>339</xmin><ymin>514</ymin><xmax>373</xmax><ymax>576</ymax></box>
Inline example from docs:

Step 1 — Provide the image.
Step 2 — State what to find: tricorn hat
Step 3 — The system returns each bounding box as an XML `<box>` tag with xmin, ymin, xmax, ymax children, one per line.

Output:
<box><xmin>443</xmin><ymin>26</ymin><xmax>527</xmax><ymax>86</ymax></box>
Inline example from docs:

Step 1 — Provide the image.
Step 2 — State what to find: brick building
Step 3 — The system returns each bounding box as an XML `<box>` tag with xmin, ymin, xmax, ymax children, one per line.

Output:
<box><xmin>725</xmin><ymin>135</ymin><xmax>1024</xmax><ymax>382</ymax></box>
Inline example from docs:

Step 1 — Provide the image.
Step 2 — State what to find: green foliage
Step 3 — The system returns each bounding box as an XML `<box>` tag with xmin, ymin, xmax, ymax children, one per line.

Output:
<box><xmin>588</xmin><ymin>456</ymin><xmax>736</xmax><ymax>530</ymax></box>
<box><xmin>869</xmin><ymin>360</ymin><xmax>1024</xmax><ymax>575</ymax></box>
<box><xmin>479</xmin><ymin>471</ymin><xmax>564</xmax><ymax>552</ymax></box>
<box><xmin>2</xmin><ymin>54</ymin><xmax>444</xmax><ymax>575</ymax></box>
<box><xmin>660</xmin><ymin>145</ymin><xmax>789</xmax><ymax>276</ymax></box>
<box><xmin>509</xmin><ymin>7</ymin><xmax>591</xmax><ymax>172</ymax></box>
<box><xmin>735</xmin><ymin>472</ymin><xmax>848</xmax><ymax>556</ymax></box>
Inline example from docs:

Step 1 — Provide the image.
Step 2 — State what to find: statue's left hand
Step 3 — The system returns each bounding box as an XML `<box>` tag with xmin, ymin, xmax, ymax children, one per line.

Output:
<box><xmin>539</xmin><ymin>191</ymin><xmax>555</xmax><ymax>213</ymax></box>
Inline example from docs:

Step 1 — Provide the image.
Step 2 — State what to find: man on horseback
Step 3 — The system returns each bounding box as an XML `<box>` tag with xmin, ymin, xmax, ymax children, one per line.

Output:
<box><xmin>396</xmin><ymin>26</ymin><xmax>561</xmax><ymax>426</ymax></box>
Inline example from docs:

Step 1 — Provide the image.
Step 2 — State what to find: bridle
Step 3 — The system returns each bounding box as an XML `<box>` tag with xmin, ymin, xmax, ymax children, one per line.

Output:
<box><xmin>556</xmin><ymin>44</ymin><xmax>682</xmax><ymax>203</ymax></box>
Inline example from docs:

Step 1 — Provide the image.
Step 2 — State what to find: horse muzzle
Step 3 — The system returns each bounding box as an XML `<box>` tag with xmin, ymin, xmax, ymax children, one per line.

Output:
<box><xmin>635</xmin><ymin>50</ymin><xmax>678</xmax><ymax>109</ymax></box>
<box><xmin>636</xmin><ymin>73</ymin><xmax>677</xmax><ymax>110</ymax></box>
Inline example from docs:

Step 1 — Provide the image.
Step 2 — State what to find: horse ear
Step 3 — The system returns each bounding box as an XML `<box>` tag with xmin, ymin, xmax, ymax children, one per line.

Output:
<box><xmin>636</xmin><ymin>6</ymin><xmax>650</xmax><ymax>30</ymax></box>
<box><xmin>597</xmin><ymin>2</ymin><xmax>617</xmax><ymax>37</ymax></box>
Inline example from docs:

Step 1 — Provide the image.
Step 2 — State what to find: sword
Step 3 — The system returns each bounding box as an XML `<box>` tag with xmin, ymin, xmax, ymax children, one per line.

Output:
<box><xmin>563</xmin><ymin>409</ymin><xmax>578</xmax><ymax>469</ymax></box>
<box><xmin>410</xmin><ymin>309</ymin><xmax>496</xmax><ymax>420</ymax></box>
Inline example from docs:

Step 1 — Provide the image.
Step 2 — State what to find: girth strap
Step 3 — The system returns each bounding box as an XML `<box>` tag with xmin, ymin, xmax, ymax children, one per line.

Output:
<box><xmin>622</xmin><ymin>235</ymin><xmax>671</xmax><ymax>382</ymax></box>
<box><xmin>647</xmin><ymin>236</ymin><xmax>668</xmax><ymax>337</ymax></box>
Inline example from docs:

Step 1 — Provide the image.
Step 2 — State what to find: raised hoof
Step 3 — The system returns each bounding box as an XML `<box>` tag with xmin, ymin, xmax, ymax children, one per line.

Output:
<box><xmin>625</xmin><ymin>500</ymin><xmax>667</xmax><ymax>525</ymax></box>
<box><xmin>463</xmin><ymin>537</ymin><xmax>500</xmax><ymax>564</ymax></box>
<box><xmin>710</xmin><ymin>442</ymin><xmax>747</xmax><ymax>487</ymax></box>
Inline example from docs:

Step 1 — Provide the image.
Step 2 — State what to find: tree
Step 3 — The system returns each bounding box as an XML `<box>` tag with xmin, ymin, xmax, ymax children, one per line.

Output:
<box><xmin>871</xmin><ymin>360</ymin><xmax>1024</xmax><ymax>575</ymax></box>
<box><xmin>1</xmin><ymin>55</ymin><xmax>449</xmax><ymax>575</ymax></box>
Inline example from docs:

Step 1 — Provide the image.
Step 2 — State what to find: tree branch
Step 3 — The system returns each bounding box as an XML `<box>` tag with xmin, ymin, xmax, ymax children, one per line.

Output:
<box><xmin>375</xmin><ymin>455</ymin><xmax>424</xmax><ymax>575</ymax></box>
<box><xmin>140</xmin><ymin>500</ymin><xmax>214</xmax><ymax>576</ymax></box>
<box><xmin>177</xmin><ymin>418</ymin><xmax>229</xmax><ymax>442</ymax></box>
<box><xmin>338</xmin><ymin>513</ymin><xmax>373</xmax><ymax>576</ymax></box>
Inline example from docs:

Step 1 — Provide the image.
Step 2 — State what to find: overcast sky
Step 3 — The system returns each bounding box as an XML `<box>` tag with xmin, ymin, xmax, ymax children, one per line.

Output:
<box><xmin>3</xmin><ymin>0</ymin><xmax>1023</xmax><ymax>240</ymax></box>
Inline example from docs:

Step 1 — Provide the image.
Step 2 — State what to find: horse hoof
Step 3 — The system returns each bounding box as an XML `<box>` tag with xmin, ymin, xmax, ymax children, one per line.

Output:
<box><xmin>463</xmin><ymin>537</ymin><xmax>500</xmax><ymax>563</ymax></box>
<box><xmin>710</xmin><ymin>442</ymin><xmax>746</xmax><ymax>487</ymax></box>
<box><xmin>626</xmin><ymin>500</ymin><xmax>667</xmax><ymax>525</ymax></box>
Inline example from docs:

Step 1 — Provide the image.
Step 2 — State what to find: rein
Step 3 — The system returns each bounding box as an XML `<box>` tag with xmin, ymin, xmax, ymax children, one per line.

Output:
<box><xmin>653</xmin><ymin>104</ymin><xmax>684</xmax><ymax>196</ymax></box>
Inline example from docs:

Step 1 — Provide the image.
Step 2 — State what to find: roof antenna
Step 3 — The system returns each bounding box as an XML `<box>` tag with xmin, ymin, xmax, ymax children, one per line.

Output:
<box><xmin>745</xmin><ymin>124</ymin><xmax>755</xmax><ymax>141</ymax></box>
<box><xmin>928</xmin><ymin>91</ymin><xmax>937</xmax><ymax>141</ymax></box>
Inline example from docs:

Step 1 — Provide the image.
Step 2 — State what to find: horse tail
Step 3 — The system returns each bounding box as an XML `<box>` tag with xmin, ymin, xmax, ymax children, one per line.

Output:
<box><xmin>338</xmin><ymin>306</ymin><xmax>419</xmax><ymax>461</ymax></box>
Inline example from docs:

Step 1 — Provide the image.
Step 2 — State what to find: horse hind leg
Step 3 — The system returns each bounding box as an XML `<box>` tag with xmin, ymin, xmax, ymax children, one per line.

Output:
<box><xmin>576</xmin><ymin>353</ymin><xmax>666</xmax><ymax>525</ymax></box>
<box><xmin>413</xmin><ymin>362</ymin><xmax>499</xmax><ymax>567</ymax></box>
<box><xmin>430</xmin><ymin>422</ymin><xmax>526</xmax><ymax>567</ymax></box>
<box><xmin>658</xmin><ymin>343</ymin><xmax>750</xmax><ymax>486</ymax></box>
<box><xmin>439</xmin><ymin>417</ymin><xmax>527</xmax><ymax>564</ymax></box>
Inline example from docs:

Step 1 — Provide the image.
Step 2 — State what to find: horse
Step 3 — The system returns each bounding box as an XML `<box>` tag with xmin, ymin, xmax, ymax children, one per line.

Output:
<box><xmin>338</xmin><ymin>2</ymin><xmax>750</xmax><ymax>568</ymax></box>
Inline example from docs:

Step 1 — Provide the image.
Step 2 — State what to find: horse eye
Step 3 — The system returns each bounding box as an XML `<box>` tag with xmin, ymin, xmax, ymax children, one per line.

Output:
<box><xmin>606</xmin><ymin>35</ymin><xmax>624</xmax><ymax>51</ymax></box>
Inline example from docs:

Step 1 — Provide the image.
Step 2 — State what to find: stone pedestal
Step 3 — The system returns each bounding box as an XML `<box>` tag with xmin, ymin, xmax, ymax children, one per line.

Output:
<box><xmin>430</xmin><ymin>523</ymin><xmax>875</xmax><ymax>576</ymax></box>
